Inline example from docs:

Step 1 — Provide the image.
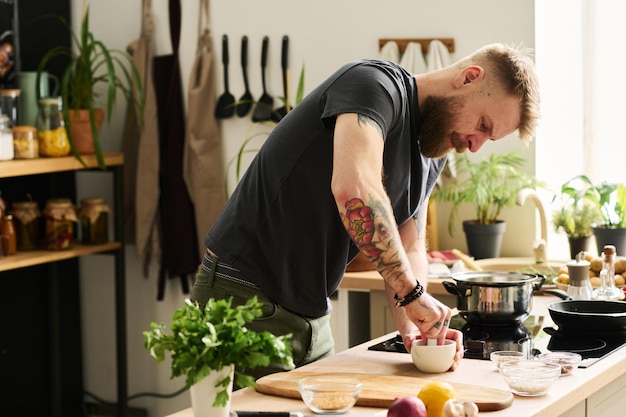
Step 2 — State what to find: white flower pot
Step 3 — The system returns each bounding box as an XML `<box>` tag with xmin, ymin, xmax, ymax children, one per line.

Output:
<box><xmin>189</xmin><ymin>364</ymin><xmax>235</xmax><ymax>417</ymax></box>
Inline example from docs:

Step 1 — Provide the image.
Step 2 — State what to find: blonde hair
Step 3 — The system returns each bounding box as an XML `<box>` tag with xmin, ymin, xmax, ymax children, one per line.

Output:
<box><xmin>457</xmin><ymin>43</ymin><xmax>540</xmax><ymax>142</ymax></box>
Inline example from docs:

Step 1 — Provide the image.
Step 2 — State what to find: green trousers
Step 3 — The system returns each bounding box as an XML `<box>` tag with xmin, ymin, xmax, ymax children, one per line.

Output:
<box><xmin>190</xmin><ymin>257</ymin><xmax>335</xmax><ymax>381</ymax></box>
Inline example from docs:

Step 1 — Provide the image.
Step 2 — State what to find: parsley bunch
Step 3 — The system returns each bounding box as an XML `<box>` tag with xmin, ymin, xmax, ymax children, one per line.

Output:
<box><xmin>143</xmin><ymin>296</ymin><xmax>293</xmax><ymax>407</ymax></box>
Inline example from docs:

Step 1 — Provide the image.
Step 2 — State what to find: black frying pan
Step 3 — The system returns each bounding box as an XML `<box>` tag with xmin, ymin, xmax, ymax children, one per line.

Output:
<box><xmin>548</xmin><ymin>300</ymin><xmax>626</xmax><ymax>333</ymax></box>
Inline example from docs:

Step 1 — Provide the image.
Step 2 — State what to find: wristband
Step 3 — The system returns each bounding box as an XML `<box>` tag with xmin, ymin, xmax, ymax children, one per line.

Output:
<box><xmin>394</xmin><ymin>282</ymin><xmax>424</xmax><ymax>307</ymax></box>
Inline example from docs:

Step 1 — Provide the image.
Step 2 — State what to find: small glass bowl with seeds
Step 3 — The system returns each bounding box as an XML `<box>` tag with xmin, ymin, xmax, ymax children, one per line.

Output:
<box><xmin>538</xmin><ymin>351</ymin><xmax>582</xmax><ymax>376</ymax></box>
<box><xmin>298</xmin><ymin>375</ymin><xmax>362</xmax><ymax>414</ymax></box>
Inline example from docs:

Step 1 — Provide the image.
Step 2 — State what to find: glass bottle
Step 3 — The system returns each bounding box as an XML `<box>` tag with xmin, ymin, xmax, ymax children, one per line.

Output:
<box><xmin>43</xmin><ymin>198</ymin><xmax>77</xmax><ymax>250</ymax></box>
<box><xmin>0</xmin><ymin>214</ymin><xmax>17</xmax><ymax>256</ymax></box>
<box><xmin>0</xmin><ymin>114</ymin><xmax>14</xmax><ymax>160</ymax></box>
<box><xmin>591</xmin><ymin>245</ymin><xmax>623</xmax><ymax>300</ymax></box>
<box><xmin>566</xmin><ymin>251</ymin><xmax>592</xmax><ymax>300</ymax></box>
<box><xmin>36</xmin><ymin>96</ymin><xmax>70</xmax><ymax>157</ymax></box>
<box><xmin>0</xmin><ymin>88</ymin><xmax>20</xmax><ymax>127</ymax></box>
<box><xmin>10</xmin><ymin>201</ymin><xmax>42</xmax><ymax>250</ymax></box>
<box><xmin>79</xmin><ymin>197</ymin><xmax>111</xmax><ymax>244</ymax></box>
<box><xmin>12</xmin><ymin>125</ymin><xmax>38</xmax><ymax>159</ymax></box>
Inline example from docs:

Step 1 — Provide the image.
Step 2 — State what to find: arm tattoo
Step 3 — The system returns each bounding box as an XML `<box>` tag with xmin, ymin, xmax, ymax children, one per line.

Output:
<box><xmin>341</xmin><ymin>197</ymin><xmax>405</xmax><ymax>281</ymax></box>
<box><xmin>357</xmin><ymin>113</ymin><xmax>383</xmax><ymax>137</ymax></box>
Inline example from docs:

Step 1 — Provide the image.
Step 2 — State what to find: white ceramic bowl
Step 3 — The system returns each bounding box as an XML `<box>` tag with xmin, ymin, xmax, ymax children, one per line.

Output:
<box><xmin>411</xmin><ymin>339</ymin><xmax>456</xmax><ymax>373</ymax></box>
<box><xmin>499</xmin><ymin>360</ymin><xmax>561</xmax><ymax>396</ymax></box>
<box><xmin>298</xmin><ymin>375</ymin><xmax>362</xmax><ymax>414</ymax></box>
<box><xmin>538</xmin><ymin>351</ymin><xmax>582</xmax><ymax>376</ymax></box>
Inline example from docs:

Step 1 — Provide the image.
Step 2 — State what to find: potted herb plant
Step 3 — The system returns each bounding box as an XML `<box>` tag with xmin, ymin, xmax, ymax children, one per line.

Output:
<box><xmin>552</xmin><ymin>175</ymin><xmax>603</xmax><ymax>258</ymax></box>
<box><xmin>143</xmin><ymin>296</ymin><xmax>293</xmax><ymax>417</ymax></box>
<box><xmin>432</xmin><ymin>151</ymin><xmax>543</xmax><ymax>259</ymax></box>
<box><xmin>36</xmin><ymin>4</ymin><xmax>143</xmax><ymax>169</ymax></box>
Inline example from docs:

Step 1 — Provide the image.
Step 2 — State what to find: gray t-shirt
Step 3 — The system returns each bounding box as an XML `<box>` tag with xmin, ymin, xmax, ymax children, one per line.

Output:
<box><xmin>205</xmin><ymin>59</ymin><xmax>447</xmax><ymax>317</ymax></box>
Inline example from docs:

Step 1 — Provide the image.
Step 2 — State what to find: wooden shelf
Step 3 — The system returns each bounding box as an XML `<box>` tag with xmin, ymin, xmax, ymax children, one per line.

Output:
<box><xmin>0</xmin><ymin>152</ymin><xmax>123</xmax><ymax>178</ymax></box>
<box><xmin>0</xmin><ymin>242</ymin><xmax>122</xmax><ymax>272</ymax></box>
<box><xmin>378</xmin><ymin>38</ymin><xmax>455</xmax><ymax>54</ymax></box>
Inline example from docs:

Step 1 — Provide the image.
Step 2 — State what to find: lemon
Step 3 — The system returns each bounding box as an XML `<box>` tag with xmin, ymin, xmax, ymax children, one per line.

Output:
<box><xmin>417</xmin><ymin>381</ymin><xmax>457</xmax><ymax>417</ymax></box>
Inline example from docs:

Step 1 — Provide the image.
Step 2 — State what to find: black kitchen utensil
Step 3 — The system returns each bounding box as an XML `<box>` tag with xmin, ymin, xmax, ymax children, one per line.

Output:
<box><xmin>547</xmin><ymin>300</ymin><xmax>626</xmax><ymax>333</ymax></box>
<box><xmin>271</xmin><ymin>35</ymin><xmax>290</xmax><ymax>123</ymax></box>
<box><xmin>236</xmin><ymin>35</ymin><xmax>253</xmax><ymax>117</ymax></box>
<box><xmin>251</xmin><ymin>36</ymin><xmax>273</xmax><ymax>122</ymax></box>
<box><xmin>215</xmin><ymin>34</ymin><xmax>235</xmax><ymax>119</ymax></box>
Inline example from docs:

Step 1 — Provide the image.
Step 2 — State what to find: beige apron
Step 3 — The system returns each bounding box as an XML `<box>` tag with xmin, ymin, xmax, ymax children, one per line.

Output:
<box><xmin>123</xmin><ymin>0</ymin><xmax>161</xmax><ymax>275</ymax></box>
<box><xmin>183</xmin><ymin>0</ymin><xmax>226</xmax><ymax>258</ymax></box>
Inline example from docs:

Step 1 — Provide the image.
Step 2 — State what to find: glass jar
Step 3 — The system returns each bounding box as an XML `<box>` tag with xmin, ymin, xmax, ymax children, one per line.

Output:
<box><xmin>10</xmin><ymin>201</ymin><xmax>42</xmax><ymax>251</ymax></box>
<box><xmin>43</xmin><ymin>198</ymin><xmax>77</xmax><ymax>250</ymax></box>
<box><xmin>0</xmin><ymin>214</ymin><xmax>17</xmax><ymax>256</ymax></box>
<box><xmin>592</xmin><ymin>244</ymin><xmax>623</xmax><ymax>301</ymax></box>
<box><xmin>0</xmin><ymin>88</ymin><xmax>20</xmax><ymax>127</ymax></box>
<box><xmin>78</xmin><ymin>197</ymin><xmax>111</xmax><ymax>244</ymax></box>
<box><xmin>12</xmin><ymin>125</ymin><xmax>38</xmax><ymax>159</ymax></box>
<box><xmin>36</xmin><ymin>97</ymin><xmax>70</xmax><ymax>157</ymax></box>
<box><xmin>0</xmin><ymin>114</ymin><xmax>14</xmax><ymax>160</ymax></box>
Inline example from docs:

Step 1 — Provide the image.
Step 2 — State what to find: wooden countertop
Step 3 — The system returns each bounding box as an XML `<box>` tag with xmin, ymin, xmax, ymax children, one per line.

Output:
<box><xmin>167</xmin><ymin>294</ymin><xmax>626</xmax><ymax>416</ymax></box>
<box><xmin>340</xmin><ymin>269</ymin><xmax>449</xmax><ymax>295</ymax></box>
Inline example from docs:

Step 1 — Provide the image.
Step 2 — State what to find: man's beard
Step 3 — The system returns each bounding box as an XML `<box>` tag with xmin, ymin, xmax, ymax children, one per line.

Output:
<box><xmin>418</xmin><ymin>95</ymin><xmax>466</xmax><ymax>158</ymax></box>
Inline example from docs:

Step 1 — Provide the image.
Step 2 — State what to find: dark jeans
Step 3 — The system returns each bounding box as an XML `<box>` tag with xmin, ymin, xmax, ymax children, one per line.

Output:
<box><xmin>190</xmin><ymin>254</ymin><xmax>335</xmax><ymax>381</ymax></box>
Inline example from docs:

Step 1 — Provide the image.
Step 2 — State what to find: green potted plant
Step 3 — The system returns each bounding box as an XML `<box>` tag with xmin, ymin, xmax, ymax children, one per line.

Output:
<box><xmin>36</xmin><ymin>4</ymin><xmax>143</xmax><ymax>169</ymax></box>
<box><xmin>432</xmin><ymin>151</ymin><xmax>543</xmax><ymax>259</ymax></box>
<box><xmin>552</xmin><ymin>175</ymin><xmax>603</xmax><ymax>258</ymax></box>
<box><xmin>143</xmin><ymin>296</ymin><xmax>293</xmax><ymax>417</ymax></box>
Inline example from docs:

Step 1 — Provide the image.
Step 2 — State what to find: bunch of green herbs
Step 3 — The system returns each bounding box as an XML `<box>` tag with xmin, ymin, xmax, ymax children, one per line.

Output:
<box><xmin>143</xmin><ymin>296</ymin><xmax>293</xmax><ymax>407</ymax></box>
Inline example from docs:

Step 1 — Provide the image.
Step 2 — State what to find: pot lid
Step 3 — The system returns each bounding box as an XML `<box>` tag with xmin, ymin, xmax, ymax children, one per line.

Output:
<box><xmin>451</xmin><ymin>270</ymin><xmax>540</xmax><ymax>286</ymax></box>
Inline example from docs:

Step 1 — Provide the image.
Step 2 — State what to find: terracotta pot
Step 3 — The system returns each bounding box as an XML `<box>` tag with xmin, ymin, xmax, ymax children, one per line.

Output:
<box><xmin>68</xmin><ymin>108</ymin><xmax>105</xmax><ymax>154</ymax></box>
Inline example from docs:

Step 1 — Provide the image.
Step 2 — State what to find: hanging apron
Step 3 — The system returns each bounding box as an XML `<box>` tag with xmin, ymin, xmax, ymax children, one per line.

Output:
<box><xmin>183</xmin><ymin>0</ymin><xmax>226</xmax><ymax>257</ymax></box>
<box><xmin>152</xmin><ymin>0</ymin><xmax>199</xmax><ymax>299</ymax></box>
<box><xmin>122</xmin><ymin>0</ymin><xmax>161</xmax><ymax>275</ymax></box>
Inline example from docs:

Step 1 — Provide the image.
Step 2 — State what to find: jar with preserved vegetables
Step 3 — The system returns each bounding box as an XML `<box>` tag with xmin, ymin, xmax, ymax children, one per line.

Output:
<box><xmin>36</xmin><ymin>97</ymin><xmax>70</xmax><ymax>157</ymax></box>
<box><xmin>10</xmin><ymin>201</ymin><xmax>42</xmax><ymax>250</ymax></box>
<box><xmin>43</xmin><ymin>198</ymin><xmax>77</xmax><ymax>250</ymax></box>
<box><xmin>78</xmin><ymin>197</ymin><xmax>111</xmax><ymax>244</ymax></box>
<box><xmin>0</xmin><ymin>114</ymin><xmax>14</xmax><ymax>160</ymax></box>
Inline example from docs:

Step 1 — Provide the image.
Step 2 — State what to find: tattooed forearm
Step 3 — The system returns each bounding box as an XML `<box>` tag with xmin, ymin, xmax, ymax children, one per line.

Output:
<box><xmin>357</xmin><ymin>114</ymin><xmax>383</xmax><ymax>137</ymax></box>
<box><xmin>341</xmin><ymin>197</ymin><xmax>406</xmax><ymax>281</ymax></box>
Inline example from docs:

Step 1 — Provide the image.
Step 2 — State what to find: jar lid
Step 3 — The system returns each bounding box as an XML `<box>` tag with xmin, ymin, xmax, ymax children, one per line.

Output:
<box><xmin>44</xmin><ymin>198</ymin><xmax>77</xmax><ymax>221</ymax></box>
<box><xmin>12</xmin><ymin>201</ymin><xmax>39</xmax><ymax>209</ymax></box>
<box><xmin>0</xmin><ymin>89</ymin><xmax>20</xmax><ymax>97</ymax></box>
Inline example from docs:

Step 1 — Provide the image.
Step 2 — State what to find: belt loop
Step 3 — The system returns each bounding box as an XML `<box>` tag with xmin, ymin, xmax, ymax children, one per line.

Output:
<box><xmin>208</xmin><ymin>255</ymin><xmax>218</xmax><ymax>286</ymax></box>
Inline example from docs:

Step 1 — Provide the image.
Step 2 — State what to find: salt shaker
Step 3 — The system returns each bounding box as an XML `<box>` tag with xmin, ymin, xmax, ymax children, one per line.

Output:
<box><xmin>566</xmin><ymin>251</ymin><xmax>592</xmax><ymax>300</ymax></box>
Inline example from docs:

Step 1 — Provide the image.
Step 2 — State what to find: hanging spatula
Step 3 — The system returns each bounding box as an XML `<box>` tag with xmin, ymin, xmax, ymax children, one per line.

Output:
<box><xmin>215</xmin><ymin>34</ymin><xmax>235</xmax><ymax>119</ymax></box>
<box><xmin>236</xmin><ymin>35</ymin><xmax>253</xmax><ymax>117</ymax></box>
<box><xmin>252</xmin><ymin>36</ymin><xmax>274</xmax><ymax>122</ymax></box>
<box><xmin>271</xmin><ymin>35</ymin><xmax>290</xmax><ymax>123</ymax></box>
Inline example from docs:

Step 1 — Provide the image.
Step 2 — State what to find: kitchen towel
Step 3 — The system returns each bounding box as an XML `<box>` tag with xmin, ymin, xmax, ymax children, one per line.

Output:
<box><xmin>427</xmin><ymin>39</ymin><xmax>451</xmax><ymax>71</ymax></box>
<box><xmin>379</xmin><ymin>40</ymin><xmax>400</xmax><ymax>63</ymax></box>
<box><xmin>399</xmin><ymin>41</ymin><xmax>427</xmax><ymax>74</ymax></box>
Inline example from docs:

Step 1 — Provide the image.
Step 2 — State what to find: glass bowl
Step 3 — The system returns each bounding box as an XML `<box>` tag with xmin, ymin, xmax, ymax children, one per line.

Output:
<box><xmin>490</xmin><ymin>350</ymin><xmax>525</xmax><ymax>369</ymax></box>
<box><xmin>298</xmin><ymin>375</ymin><xmax>362</xmax><ymax>414</ymax></box>
<box><xmin>538</xmin><ymin>351</ymin><xmax>582</xmax><ymax>376</ymax></box>
<box><xmin>499</xmin><ymin>360</ymin><xmax>561</xmax><ymax>396</ymax></box>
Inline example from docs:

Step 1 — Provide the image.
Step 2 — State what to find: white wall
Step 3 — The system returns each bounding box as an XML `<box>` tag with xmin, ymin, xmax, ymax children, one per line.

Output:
<box><xmin>73</xmin><ymin>1</ymin><xmax>536</xmax><ymax>415</ymax></box>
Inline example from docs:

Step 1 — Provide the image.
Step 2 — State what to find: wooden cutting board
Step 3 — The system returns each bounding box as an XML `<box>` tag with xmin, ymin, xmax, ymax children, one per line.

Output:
<box><xmin>256</xmin><ymin>371</ymin><xmax>513</xmax><ymax>412</ymax></box>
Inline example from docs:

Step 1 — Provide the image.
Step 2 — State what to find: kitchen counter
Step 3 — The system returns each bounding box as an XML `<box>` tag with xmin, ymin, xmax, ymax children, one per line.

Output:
<box><xmin>167</xmin><ymin>294</ymin><xmax>626</xmax><ymax>417</ymax></box>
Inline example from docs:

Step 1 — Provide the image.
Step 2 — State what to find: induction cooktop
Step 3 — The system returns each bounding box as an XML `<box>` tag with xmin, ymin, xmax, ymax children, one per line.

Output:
<box><xmin>367</xmin><ymin>315</ymin><xmax>626</xmax><ymax>368</ymax></box>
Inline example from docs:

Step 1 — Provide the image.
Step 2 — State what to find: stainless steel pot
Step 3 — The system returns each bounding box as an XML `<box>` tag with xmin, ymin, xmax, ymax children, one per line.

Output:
<box><xmin>443</xmin><ymin>271</ymin><xmax>546</xmax><ymax>324</ymax></box>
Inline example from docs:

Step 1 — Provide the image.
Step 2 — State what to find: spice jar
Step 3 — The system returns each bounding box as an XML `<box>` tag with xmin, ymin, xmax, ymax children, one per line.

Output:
<box><xmin>0</xmin><ymin>114</ymin><xmax>14</xmax><ymax>160</ymax></box>
<box><xmin>0</xmin><ymin>214</ymin><xmax>17</xmax><ymax>256</ymax></box>
<box><xmin>78</xmin><ymin>197</ymin><xmax>111</xmax><ymax>244</ymax></box>
<box><xmin>36</xmin><ymin>97</ymin><xmax>70</xmax><ymax>157</ymax></box>
<box><xmin>10</xmin><ymin>201</ymin><xmax>42</xmax><ymax>250</ymax></box>
<box><xmin>43</xmin><ymin>198</ymin><xmax>77</xmax><ymax>250</ymax></box>
<box><xmin>12</xmin><ymin>125</ymin><xmax>38</xmax><ymax>159</ymax></box>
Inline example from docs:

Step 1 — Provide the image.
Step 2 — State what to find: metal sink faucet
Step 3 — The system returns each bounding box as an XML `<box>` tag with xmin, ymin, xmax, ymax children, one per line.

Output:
<box><xmin>516</xmin><ymin>188</ymin><xmax>548</xmax><ymax>263</ymax></box>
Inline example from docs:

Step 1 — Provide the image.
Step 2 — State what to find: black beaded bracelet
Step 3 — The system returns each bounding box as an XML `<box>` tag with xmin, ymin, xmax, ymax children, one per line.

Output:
<box><xmin>394</xmin><ymin>282</ymin><xmax>425</xmax><ymax>307</ymax></box>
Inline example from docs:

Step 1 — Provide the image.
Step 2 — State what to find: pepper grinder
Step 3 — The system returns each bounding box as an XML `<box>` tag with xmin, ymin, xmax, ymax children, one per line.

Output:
<box><xmin>567</xmin><ymin>251</ymin><xmax>592</xmax><ymax>300</ymax></box>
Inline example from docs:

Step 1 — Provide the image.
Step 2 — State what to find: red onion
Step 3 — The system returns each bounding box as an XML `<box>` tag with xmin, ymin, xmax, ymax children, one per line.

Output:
<box><xmin>387</xmin><ymin>396</ymin><xmax>427</xmax><ymax>417</ymax></box>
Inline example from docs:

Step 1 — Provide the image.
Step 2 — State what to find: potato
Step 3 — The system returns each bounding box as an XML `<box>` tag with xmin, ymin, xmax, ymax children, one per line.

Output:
<box><xmin>557</xmin><ymin>273</ymin><xmax>570</xmax><ymax>285</ymax></box>
<box><xmin>614</xmin><ymin>259</ymin><xmax>626</xmax><ymax>274</ymax></box>
<box><xmin>590</xmin><ymin>258</ymin><xmax>603</xmax><ymax>273</ymax></box>
<box><xmin>590</xmin><ymin>277</ymin><xmax>601</xmax><ymax>288</ymax></box>
<box><xmin>614</xmin><ymin>275</ymin><xmax>625</xmax><ymax>286</ymax></box>
<box><xmin>584</xmin><ymin>252</ymin><xmax>595</xmax><ymax>262</ymax></box>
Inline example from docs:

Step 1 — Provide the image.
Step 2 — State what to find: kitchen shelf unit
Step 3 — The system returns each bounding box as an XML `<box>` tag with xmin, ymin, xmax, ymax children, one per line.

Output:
<box><xmin>0</xmin><ymin>152</ymin><xmax>129</xmax><ymax>417</ymax></box>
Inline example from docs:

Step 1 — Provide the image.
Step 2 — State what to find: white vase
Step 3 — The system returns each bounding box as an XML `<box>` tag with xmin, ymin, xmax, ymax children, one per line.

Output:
<box><xmin>189</xmin><ymin>364</ymin><xmax>235</xmax><ymax>417</ymax></box>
